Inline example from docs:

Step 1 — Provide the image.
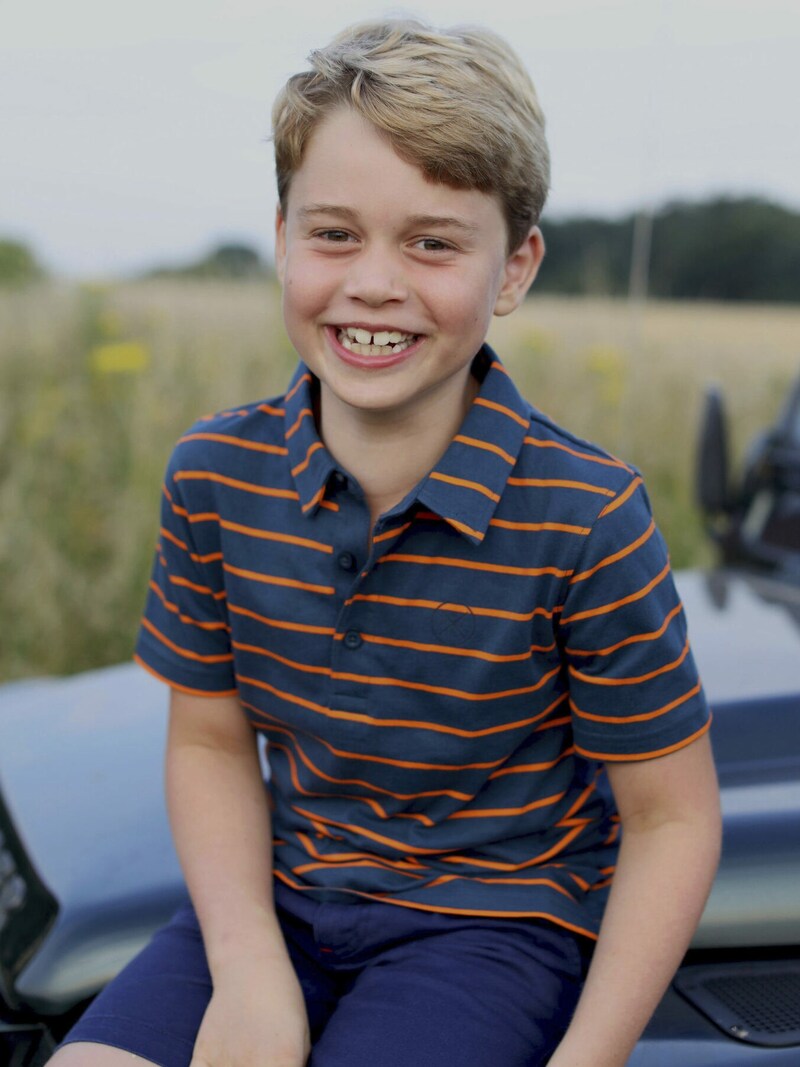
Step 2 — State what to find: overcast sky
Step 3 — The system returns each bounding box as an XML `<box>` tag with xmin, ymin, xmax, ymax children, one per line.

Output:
<box><xmin>2</xmin><ymin>0</ymin><xmax>799</xmax><ymax>277</ymax></box>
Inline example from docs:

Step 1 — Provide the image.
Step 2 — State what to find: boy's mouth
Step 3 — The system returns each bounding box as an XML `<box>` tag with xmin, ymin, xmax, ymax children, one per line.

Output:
<box><xmin>336</xmin><ymin>326</ymin><xmax>419</xmax><ymax>356</ymax></box>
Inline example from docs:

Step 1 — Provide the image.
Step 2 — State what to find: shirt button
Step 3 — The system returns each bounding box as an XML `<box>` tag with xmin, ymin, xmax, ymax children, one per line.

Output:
<box><xmin>337</xmin><ymin>551</ymin><xmax>356</xmax><ymax>571</ymax></box>
<box><xmin>343</xmin><ymin>630</ymin><xmax>363</xmax><ymax>650</ymax></box>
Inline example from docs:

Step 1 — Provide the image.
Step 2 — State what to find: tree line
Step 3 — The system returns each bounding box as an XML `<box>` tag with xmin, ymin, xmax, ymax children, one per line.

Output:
<box><xmin>2</xmin><ymin>196</ymin><xmax>798</xmax><ymax>302</ymax></box>
<box><xmin>535</xmin><ymin>196</ymin><xmax>800</xmax><ymax>302</ymax></box>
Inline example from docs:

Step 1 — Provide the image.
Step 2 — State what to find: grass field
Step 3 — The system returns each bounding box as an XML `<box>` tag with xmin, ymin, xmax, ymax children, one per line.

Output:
<box><xmin>2</xmin><ymin>279</ymin><xmax>797</xmax><ymax>681</ymax></box>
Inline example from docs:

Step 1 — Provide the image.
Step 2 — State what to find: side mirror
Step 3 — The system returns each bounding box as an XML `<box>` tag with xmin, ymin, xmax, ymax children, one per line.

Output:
<box><xmin>696</xmin><ymin>385</ymin><xmax>731</xmax><ymax>515</ymax></box>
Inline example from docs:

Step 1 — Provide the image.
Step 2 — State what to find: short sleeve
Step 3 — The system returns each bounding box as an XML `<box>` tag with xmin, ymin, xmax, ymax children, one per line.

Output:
<box><xmin>134</xmin><ymin>445</ymin><xmax>237</xmax><ymax>695</ymax></box>
<box><xmin>559</xmin><ymin>474</ymin><xmax>710</xmax><ymax>760</ymax></box>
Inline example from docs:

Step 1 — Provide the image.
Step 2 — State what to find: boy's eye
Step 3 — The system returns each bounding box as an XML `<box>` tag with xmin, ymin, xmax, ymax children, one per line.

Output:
<box><xmin>416</xmin><ymin>237</ymin><xmax>452</xmax><ymax>252</ymax></box>
<box><xmin>316</xmin><ymin>229</ymin><xmax>352</xmax><ymax>242</ymax></box>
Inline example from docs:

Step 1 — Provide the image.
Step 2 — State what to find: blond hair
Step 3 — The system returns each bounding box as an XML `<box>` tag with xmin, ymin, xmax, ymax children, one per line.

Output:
<box><xmin>272</xmin><ymin>19</ymin><xmax>549</xmax><ymax>251</ymax></box>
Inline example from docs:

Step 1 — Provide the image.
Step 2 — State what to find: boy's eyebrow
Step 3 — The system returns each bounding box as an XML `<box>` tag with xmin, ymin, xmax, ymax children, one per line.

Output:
<box><xmin>297</xmin><ymin>203</ymin><xmax>479</xmax><ymax>235</ymax></box>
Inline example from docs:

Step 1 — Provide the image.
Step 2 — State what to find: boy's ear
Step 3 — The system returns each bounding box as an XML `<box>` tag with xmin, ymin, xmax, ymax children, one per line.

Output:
<box><xmin>493</xmin><ymin>227</ymin><xmax>545</xmax><ymax>317</ymax></box>
<box><xmin>274</xmin><ymin>205</ymin><xmax>287</xmax><ymax>285</ymax></box>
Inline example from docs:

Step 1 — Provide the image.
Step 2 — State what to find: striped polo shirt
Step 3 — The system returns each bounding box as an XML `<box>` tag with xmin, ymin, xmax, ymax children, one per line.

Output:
<box><xmin>135</xmin><ymin>345</ymin><xmax>710</xmax><ymax>940</ymax></box>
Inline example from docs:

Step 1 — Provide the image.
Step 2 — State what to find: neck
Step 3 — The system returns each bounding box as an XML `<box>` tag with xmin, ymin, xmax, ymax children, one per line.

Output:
<box><xmin>319</xmin><ymin>373</ymin><xmax>478</xmax><ymax>525</ymax></box>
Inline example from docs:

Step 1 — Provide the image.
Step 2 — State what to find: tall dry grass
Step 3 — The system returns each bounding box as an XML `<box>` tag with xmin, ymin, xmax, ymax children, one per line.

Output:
<box><xmin>1</xmin><ymin>280</ymin><xmax>797</xmax><ymax>681</ymax></box>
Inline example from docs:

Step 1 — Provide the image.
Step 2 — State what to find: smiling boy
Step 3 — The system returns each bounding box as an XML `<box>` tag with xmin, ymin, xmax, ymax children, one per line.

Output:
<box><xmin>55</xmin><ymin>19</ymin><xmax>721</xmax><ymax>1067</ymax></box>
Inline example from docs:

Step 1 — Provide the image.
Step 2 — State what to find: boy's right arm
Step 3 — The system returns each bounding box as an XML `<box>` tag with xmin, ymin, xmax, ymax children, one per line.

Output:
<box><xmin>166</xmin><ymin>689</ymin><xmax>310</xmax><ymax>1067</ymax></box>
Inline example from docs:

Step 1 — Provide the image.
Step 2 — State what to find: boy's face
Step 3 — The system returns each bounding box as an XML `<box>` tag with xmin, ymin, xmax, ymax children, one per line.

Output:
<box><xmin>275</xmin><ymin>108</ymin><xmax>542</xmax><ymax>425</ymax></box>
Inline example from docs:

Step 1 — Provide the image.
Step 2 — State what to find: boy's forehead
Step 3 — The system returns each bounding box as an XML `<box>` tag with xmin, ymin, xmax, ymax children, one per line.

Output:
<box><xmin>283</xmin><ymin>108</ymin><xmax>507</xmax><ymax>234</ymax></box>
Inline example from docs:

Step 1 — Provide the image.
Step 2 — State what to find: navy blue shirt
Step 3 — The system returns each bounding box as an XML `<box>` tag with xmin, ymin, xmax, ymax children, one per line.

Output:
<box><xmin>135</xmin><ymin>347</ymin><xmax>710</xmax><ymax>939</ymax></box>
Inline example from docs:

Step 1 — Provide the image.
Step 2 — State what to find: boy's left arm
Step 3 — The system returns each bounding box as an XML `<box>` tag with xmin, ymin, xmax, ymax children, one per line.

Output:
<box><xmin>548</xmin><ymin>731</ymin><xmax>722</xmax><ymax>1067</ymax></box>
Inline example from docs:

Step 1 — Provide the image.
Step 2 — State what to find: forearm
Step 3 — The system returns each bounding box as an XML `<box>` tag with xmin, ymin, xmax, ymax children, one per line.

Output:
<box><xmin>550</xmin><ymin>734</ymin><xmax>722</xmax><ymax>1066</ymax></box>
<box><xmin>551</xmin><ymin>814</ymin><xmax>721</xmax><ymax>1066</ymax></box>
<box><xmin>165</xmin><ymin>691</ymin><xmax>286</xmax><ymax>979</ymax></box>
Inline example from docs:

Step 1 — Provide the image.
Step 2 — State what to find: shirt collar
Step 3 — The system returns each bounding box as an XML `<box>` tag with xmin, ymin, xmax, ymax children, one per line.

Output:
<box><xmin>283</xmin><ymin>345</ymin><xmax>531</xmax><ymax>542</ymax></box>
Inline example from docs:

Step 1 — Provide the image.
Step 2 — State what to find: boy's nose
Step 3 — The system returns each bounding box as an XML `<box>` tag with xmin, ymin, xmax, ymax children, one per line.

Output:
<box><xmin>342</xmin><ymin>247</ymin><xmax>409</xmax><ymax>306</ymax></box>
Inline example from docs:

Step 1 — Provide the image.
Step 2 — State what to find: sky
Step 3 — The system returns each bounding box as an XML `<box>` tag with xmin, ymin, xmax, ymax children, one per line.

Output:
<box><xmin>2</xmin><ymin>0</ymin><xmax>799</xmax><ymax>277</ymax></box>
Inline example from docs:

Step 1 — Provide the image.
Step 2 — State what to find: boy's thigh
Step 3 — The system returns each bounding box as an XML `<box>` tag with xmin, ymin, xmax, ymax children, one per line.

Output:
<box><xmin>56</xmin><ymin>904</ymin><xmax>211</xmax><ymax>1067</ymax></box>
<box><xmin>311</xmin><ymin>917</ymin><xmax>587</xmax><ymax>1067</ymax></box>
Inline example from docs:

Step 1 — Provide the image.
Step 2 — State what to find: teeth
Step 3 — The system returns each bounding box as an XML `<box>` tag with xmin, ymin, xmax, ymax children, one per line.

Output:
<box><xmin>338</xmin><ymin>327</ymin><xmax>417</xmax><ymax>356</ymax></box>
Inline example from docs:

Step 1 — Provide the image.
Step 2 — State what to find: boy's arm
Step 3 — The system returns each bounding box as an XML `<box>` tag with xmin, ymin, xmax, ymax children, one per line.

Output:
<box><xmin>548</xmin><ymin>732</ymin><xmax>722</xmax><ymax>1067</ymax></box>
<box><xmin>166</xmin><ymin>689</ymin><xmax>310</xmax><ymax>1067</ymax></box>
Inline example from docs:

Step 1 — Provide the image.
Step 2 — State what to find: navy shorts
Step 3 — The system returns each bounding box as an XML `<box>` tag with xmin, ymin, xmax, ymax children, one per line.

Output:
<box><xmin>61</xmin><ymin>882</ymin><xmax>591</xmax><ymax>1066</ymax></box>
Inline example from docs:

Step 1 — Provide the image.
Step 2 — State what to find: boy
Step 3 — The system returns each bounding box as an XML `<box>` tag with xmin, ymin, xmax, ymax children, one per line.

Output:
<box><xmin>55</xmin><ymin>18</ymin><xmax>721</xmax><ymax>1067</ymax></box>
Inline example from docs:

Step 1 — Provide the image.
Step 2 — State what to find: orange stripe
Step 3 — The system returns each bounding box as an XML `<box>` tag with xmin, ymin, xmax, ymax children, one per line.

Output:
<box><xmin>168</xmin><ymin>574</ymin><xmax>227</xmax><ymax>600</ymax></box>
<box><xmin>160</xmin><ymin>524</ymin><xmax>222</xmax><ymax>567</ymax></box>
<box><xmin>149</xmin><ymin>581</ymin><xmax>229</xmax><ymax>631</ymax></box>
<box><xmin>561</xmin><ymin>561</ymin><xmax>670</xmax><ymax>624</ymax></box>
<box><xmin>173</xmin><ymin>470</ymin><xmax>299</xmax><ymax>501</ymax></box>
<box><xmin>223</xmin><ymin>562</ymin><xmax>334</xmax><ymax>596</ymax></box>
<box><xmin>319</xmin><ymin>498</ymin><xmax>339</xmax><ymax>512</ymax></box>
<box><xmin>474</xmin><ymin>396</ymin><xmax>529</xmax><ymax>428</ymax></box>
<box><xmin>292</xmin><ymin>859</ymin><xmax>427</xmax><ymax>879</ymax></box>
<box><xmin>211</xmin><ymin>515</ymin><xmax>332</xmax><ymax>554</ymax></box>
<box><xmin>507</xmin><ymin>476</ymin><xmax>615</xmax><ymax>497</ymax></box>
<box><xmin>536</xmin><ymin>714</ymin><xmax>571</xmax><ymax>733</ymax></box>
<box><xmin>159</xmin><ymin>527</ymin><xmax>188</xmax><ymax>553</ymax></box>
<box><xmin>246</xmin><ymin>701</ymin><xmax>512</xmax><ymax>774</ymax></box>
<box><xmin>241</xmin><ymin>671</ymin><xmax>568</xmax><ymax>739</ymax></box>
<box><xmin>285</xmin><ymin>407</ymin><xmax>313</xmax><ymax>439</ymax></box>
<box><xmin>271</xmin><ymin>870</ymin><xmax>598</xmax><ymax>939</ymax></box>
<box><xmin>291</xmin><ymin>440</ymin><xmax>324</xmax><ymax>477</ymax></box>
<box><xmin>232</xmin><ymin>640</ymin><xmax>330</xmax><ymax>677</ymax></box>
<box><xmin>570</xmin><ymin>679</ymin><xmax>703</xmax><ymax>725</ymax></box>
<box><xmin>598</xmin><ymin>476</ymin><xmax>642</xmax><ymax>518</ymax></box>
<box><xmin>378</xmin><ymin>552</ymin><xmax>572</xmax><ymax>580</ymax></box>
<box><xmin>453</xmin><ymin>434</ymin><xmax>515</xmax><ymax>465</ymax></box>
<box><xmin>523</xmin><ymin>436</ymin><xmax>630</xmax><ymax>471</ymax></box>
<box><xmin>291</xmin><ymin>807</ymin><xmax>444</xmax><ymax>856</ymax></box>
<box><xmin>444</xmin><ymin>516</ymin><xmax>486</xmax><ymax>541</ymax></box>
<box><xmin>262</xmin><ymin>720</ymin><xmax>472</xmax><ymax>802</ymax></box>
<box><xmin>429</xmin><ymin>471</ymin><xmax>500</xmax><ymax>502</ymax></box>
<box><xmin>228</xmin><ymin>601</ymin><xmax>335</xmax><ymax>636</ymax></box>
<box><xmin>285</xmin><ymin>372</ymin><xmax>311</xmax><ymax>403</ymax></box>
<box><xmin>490</xmin><ymin>517</ymin><xmax>590</xmax><ymax>535</ymax></box>
<box><xmin>488</xmin><ymin>747</ymin><xmax>576</xmax><ymax>780</ymax></box>
<box><xmin>566</xmin><ymin>602</ymin><xmax>684</xmax><ymax>658</ymax></box>
<box><xmin>441</xmin><ymin>823</ymin><xmax>587</xmax><ymax>871</ymax></box>
<box><xmin>257</xmin><ymin>403</ymin><xmax>285</xmax><ymax>416</ymax></box>
<box><xmin>329</xmin><ymin>664</ymin><xmax>562</xmax><ymax>704</ymax></box>
<box><xmin>139</xmin><ymin>617</ymin><xmax>233</xmax><ymax>664</ymax></box>
<box><xmin>295</xmin><ymin>832</ymin><xmax>425</xmax><ymax>870</ymax></box>
<box><xmin>577</xmin><ymin>716</ymin><xmax>712</xmax><ymax>762</ymax></box>
<box><xmin>569</xmin><ymin>519</ymin><xmax>656</xmax><ymax>584</ymax></box>
<box><xmin>269</xmin><ymin>741</ymin><xmax>397</xmax><ymax>822</ymax></box>
<box><xmin>133</xmin><ymin>654</ymin><xmax>238</xmax><ymax>696</ymax></box>
<box><xmin>159</xmin><ymin>526</ymin><xmax>221</xmax><ymax>566</ymax></box>
<box><xmin>178</xmin><ymin>432</ymin><xmax>288</xmax><ymax>456</ymax></box>
<box><xmin>422</xmin><ymin>873</ymin><xmax>576</xmax><ymax>900</ymax></box>
<box><xmin>569</xmin><ymin>639</ymin><xmax>691</xmax><ymax>687</ymax></box>
<box><xmin>373</xmin><ymin>521</ymin><xmax>412</xmax><ymax>543</ymax></box>
<box><xmin>445</xmin><ymin>791</ymin><xmax>565</xmax><ymax>819</ymax></box>
<box><xmin>334</xmin><ymin>629</ymin><xmax>544</xmax><ymax>664</ymax></box>
<box><xmin>301</xmin><ymin>484</ymin><xmax>328</xmax><ymax>513</ymax></box>
<box><xmin>347</xmin><ymin>592</ymin><xmax>561</xmax><ymax>624</ymax></box>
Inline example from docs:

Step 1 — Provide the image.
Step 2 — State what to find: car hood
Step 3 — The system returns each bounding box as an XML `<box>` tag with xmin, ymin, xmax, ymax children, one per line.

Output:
<box><xmin>675</xmin><ymin>568</ymin><xmax>800</xmax><ymax>949</ymax></box>
<box><xmin>0</xmin><ymin>662</ymin><xmax>186</xmax><ymax>1011</ymax></box>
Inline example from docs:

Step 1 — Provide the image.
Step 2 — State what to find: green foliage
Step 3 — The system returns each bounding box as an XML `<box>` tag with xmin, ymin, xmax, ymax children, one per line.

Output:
<box><xmin>0</xmin><ymin>238</ymin><xmax>45</xmax><ymax>286</ymax></box>
<box><xmin>537</xmin><ymin>196</ymin><xmax>800</xmax><ymax>303</ymax></box>
<box><xmin>145</xmin><ymin>241</ymin><xmax>270</xmax><ymax>280</ymax></box>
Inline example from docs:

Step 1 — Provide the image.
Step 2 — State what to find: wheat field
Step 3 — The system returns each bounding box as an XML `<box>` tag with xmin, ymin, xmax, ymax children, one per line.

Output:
<box><xmin>2</xmin><ymin>280</ymin><xmax>797</xmax><ymax>681</ymax></box>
